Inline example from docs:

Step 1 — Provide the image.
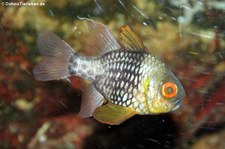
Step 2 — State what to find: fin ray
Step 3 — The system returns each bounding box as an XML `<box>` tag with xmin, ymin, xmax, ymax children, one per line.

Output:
<box><xmin>33</xmin><ymin>57</ymin><xmax>70</xmax><ymax>81</ymax></box>
<box><xmin>78</xmin><ymin>84</ymin><xmax>104</xmax><ymax>118</ymax></box>
<box><xmin>80</xmin><ymin>18</ymin><xmax>121</xmax><ymax>54</ymax></box>
<box><xmin>119</xmin><ymin>25</ymin><xmax>146</xmax><ymax>51</ymax></box>
<box><xmin>37</xmin><ymin>32</ymin><xmax>74</xmax><ymax>59</ymax></box>
<box><xmin>33</xmin><ymin>32</ymin><xmax>75</xmax><ymax>81</ymax></box>
<box><xmin>93</xmin><ymin>103</ymin><xmax>137</xmax><ymax>125</ymax></box>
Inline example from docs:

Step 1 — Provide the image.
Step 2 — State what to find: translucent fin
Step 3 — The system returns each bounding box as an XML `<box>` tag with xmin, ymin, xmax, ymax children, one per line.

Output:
<box><xmin>80</xmin><ymin>18</ymin><xmax>121</xmax><ymax>54</ymax></box>
<box><xmin>33</xmin><ymin>57</ymin><xmax>70</xmax><ymax>81</ymax></box>
<box><xmin>78</xmin><ymin>84</ymin><xmax>104</xmax><ymax>118</ymax></box>
<box><xmin>93</xmin><ymin>102</ymin><xmax>137</xmax><ymax>125</ymax></box>
<box><xmin>33</xmin><ymin>32</ymin><xmax>74</xmax><ymax>81</ymax></box>
<box><xmin>119</xmin><ymin>25</ymin><xmax>146</xmax><ymax>51</ymax></box>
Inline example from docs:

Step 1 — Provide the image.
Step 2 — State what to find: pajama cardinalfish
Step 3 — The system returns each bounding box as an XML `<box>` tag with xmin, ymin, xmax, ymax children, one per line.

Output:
<box><xmin>33</xmin><ymin>19</ymin><xmax>185</xmax><ymax>125</ymax></box>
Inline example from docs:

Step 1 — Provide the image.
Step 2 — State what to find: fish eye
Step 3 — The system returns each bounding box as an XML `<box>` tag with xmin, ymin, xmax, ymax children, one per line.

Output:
<box><xmin>161</xmin><ymin>82</ymin><xmax>178</xmax><ymax>98</ymax></box>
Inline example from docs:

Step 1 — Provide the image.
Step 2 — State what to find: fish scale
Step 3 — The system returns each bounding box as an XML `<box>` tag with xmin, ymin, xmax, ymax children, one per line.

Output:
<box><xmin>94</xmin><ymin>50</ymin><xmax>146</xmax><ymax>107</ymax></box>
<box><xmin>68</xmin><ymin>49</ymin><xmax>167</xmax><ymax>112</ymax></box>
<box><xmin>68</xmin><ymin>55</ymin><xmax>102</xmax><ymax>81</ymax></box>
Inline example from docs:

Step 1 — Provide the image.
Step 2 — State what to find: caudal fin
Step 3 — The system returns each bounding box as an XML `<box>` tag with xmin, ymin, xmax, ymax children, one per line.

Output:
<box><xmin>33</xmin><ymin>32</ymin><xmax>74</xmax><ymax>81</ymax></box>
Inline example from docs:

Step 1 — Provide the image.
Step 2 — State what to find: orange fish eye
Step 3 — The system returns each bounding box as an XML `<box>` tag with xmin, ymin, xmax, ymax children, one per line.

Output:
<box><xmin>162</xmin><ymin>82</ymin><xmax>178</xmax><ymax>98</ymax></box>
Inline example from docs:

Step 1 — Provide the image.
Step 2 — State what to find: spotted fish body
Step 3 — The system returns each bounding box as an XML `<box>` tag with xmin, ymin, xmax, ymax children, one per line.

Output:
<box><xmin>98</xmin><ymin>51</ymin><xmax>146</xmax><ymax>110</ymax></box>
<box><xmin>103</xmin><ymin>51</ymin><xmax>163</xmax><ymax>114</ymax></box>
<box><xmin>69</xmin><ymin>51</ymin><xmax>148</xmax><ymax>112</ymax></box>
<box><xmin>33</xmin><ymin>19</ymin><xmax>185</xmax><ymax>125</ymax></box>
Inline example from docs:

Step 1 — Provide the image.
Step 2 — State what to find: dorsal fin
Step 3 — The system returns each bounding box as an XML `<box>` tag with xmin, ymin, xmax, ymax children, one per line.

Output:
<box><xmin>119</xmin><ymin>25</ymin><xmax>146</xmax><ymax>51</ymax></box>
<box><xmin>79</xmin><ymin>18</ymin><xmax>121</xmax><ymax>54</ymax></box>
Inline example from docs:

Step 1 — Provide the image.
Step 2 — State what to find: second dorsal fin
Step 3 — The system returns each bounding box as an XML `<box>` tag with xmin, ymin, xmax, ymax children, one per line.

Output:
<box><xmin>119</xmin><ymin>25</ymin><xmax>146</xmax><ymax>51</ymax></box>
<box><xmin>80</xmin><ymin>18</ymin><xmax>121</xmax><ymax>54</ymax></box>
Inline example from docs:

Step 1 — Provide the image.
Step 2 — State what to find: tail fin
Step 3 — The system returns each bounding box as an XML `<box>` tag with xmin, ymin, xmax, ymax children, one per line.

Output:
<box><xmin>33</xmin><ymin>32</ymin><xmax>74</xmax><ymax>81</ymax></box>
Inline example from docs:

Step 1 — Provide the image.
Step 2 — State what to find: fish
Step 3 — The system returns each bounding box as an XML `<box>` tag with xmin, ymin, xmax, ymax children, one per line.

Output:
<box><xmin>33</xmin><ymin>18</ymin><xmax>185</xmax><ymax>125</ymax></box>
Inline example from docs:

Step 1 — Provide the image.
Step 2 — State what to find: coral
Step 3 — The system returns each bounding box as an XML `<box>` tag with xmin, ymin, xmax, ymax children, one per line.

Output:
<box><xmin>169</xmin><ymin>0</ymin><xmax>225</xmax><ymax>25</ymax></box>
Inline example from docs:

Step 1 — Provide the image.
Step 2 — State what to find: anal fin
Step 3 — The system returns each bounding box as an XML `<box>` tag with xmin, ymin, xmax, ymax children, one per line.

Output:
<box><xmin>78</xmin><ymin>84</ymin><xmax>104</xmax><ymax>118</ymax></box>
<box><xmin>93</xmin><ymin>102</ymin><xmax>137</xmax><ymax>125</ymax></box>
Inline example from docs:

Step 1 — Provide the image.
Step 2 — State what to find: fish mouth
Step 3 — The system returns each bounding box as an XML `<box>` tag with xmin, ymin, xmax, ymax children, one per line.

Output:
<box><xmin>171</xmin><ymin>90</ymin><xmax>186</xmax><ymax>111</ymax></box>
<box><xmin>171</xmin><ymin>97</ymin><xmax>182</xmax><ymax>111</ymax></box>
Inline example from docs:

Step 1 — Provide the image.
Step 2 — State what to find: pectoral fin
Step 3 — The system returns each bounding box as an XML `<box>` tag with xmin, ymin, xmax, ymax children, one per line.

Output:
<box><xmin>93</xmin><ymin>103</ymin><xmax>137</xmax><ymax>125</ymax></box>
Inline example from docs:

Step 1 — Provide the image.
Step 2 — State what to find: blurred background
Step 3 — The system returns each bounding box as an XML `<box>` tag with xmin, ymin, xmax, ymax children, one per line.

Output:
<box><xmin>1</xmin><ymin>0</ymin><xmax>225</xmax><ymax>148</ymax></box>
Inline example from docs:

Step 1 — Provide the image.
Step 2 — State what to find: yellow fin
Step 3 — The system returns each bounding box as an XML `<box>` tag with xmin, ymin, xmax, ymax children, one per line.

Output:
<box><xmin>93</xmin><ymin>103</ymin><xmax>137</xmax><ymax>125</ymax></box>
<box><xmin>119</xmin><ymin>25</ymin><xmax>146</xmax><ymax>51</ymax></box>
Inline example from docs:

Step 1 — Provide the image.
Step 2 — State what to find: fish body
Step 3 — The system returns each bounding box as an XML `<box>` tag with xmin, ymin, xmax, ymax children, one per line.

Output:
<box><xmin>33</xmin><ymin>19</ymin><xmax>185</xmax><ymax>125</ymax></box>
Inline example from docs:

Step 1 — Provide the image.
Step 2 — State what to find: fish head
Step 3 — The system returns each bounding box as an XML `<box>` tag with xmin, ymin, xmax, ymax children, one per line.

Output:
<box><xmin>145</xmin><ymin>70</ymin><xmax>185</xmax><ymax>114</ymax></box>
